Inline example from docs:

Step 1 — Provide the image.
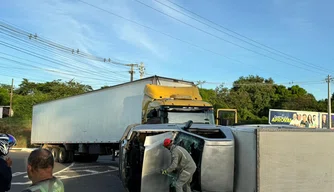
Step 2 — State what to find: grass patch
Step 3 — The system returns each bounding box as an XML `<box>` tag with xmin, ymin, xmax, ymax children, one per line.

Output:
<box><xmin>0</xmin><ymin>117</ymin><xmax>32</xmax><ymax>148</ymax></box>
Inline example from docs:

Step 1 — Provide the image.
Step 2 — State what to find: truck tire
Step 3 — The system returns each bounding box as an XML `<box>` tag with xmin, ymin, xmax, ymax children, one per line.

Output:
<box><xmin>51</xmin><ymin>148</ymin><xmax>59</xmax><ymax>162</ymax></box>
<box><xmin>58</xmin><ymin>147</ymin><xmax>68</xmax><ymax>163</ymax></box>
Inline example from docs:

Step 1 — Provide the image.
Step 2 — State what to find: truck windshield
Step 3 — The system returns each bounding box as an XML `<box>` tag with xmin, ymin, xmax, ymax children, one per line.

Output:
<box><xmin>166</xmin><ymin>109</ymin><xmax>215</xmax><ymax>124</ymax></box>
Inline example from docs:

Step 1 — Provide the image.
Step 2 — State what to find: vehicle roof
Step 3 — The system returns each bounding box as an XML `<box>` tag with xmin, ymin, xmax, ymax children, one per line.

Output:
<box><xmin>158</xmin><ymin>99</ymin><xmax>213</xmax><ymax>107</ymax></box>
<box><xmin>144</xmin><ymin>84</ymin><xmax>202</xmax><ymax>100</ymax></box>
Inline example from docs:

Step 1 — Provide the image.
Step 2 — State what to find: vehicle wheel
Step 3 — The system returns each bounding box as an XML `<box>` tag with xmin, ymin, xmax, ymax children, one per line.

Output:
<box><xmin>67</xmin><ymin>151</ymin><xmax>74</xmax><ymax>163</ymax></box>
<box><xmin>58</xmin><ymin>147</ymin><xmax>68</xmax><ymax>163</ymax></box>
<box><xmin>51</xmin><ymin>147</ymin><xmax>60</xmax><ymax>162</ymax></box>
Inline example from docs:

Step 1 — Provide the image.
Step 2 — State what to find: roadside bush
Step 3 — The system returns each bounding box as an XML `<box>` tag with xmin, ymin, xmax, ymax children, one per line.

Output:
<box><xmin>0</xmin><ymin>117</ymin><xmax>32</xmax><ymax>148</ymax></box>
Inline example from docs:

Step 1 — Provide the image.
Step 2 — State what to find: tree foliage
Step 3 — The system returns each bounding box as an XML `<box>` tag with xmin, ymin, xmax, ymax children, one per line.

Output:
<box><xmin>0</xmin><ymin>86</ymin><xmax>10</xmax><ymax>106</ymax></box>
<box><xmin>0</xmin><ymin>75</ymin><xmax>331</xmax><ymax>123</ymax></box>
<box><xmin>0</xmin><ymin>79</ymin><xmax>92</xmax><ymax>119</ymax></box>
<box><xmin>199</xmin><ymin>75</ymin><xmax>331</xmax><ymax>123</ymax></box>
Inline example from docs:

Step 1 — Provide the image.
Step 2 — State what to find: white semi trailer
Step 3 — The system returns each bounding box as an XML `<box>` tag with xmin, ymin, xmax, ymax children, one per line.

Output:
<box><xmin>30</xmin><ymin>76</ymin><xmax>197</xmax><ymax>163</ymax></box>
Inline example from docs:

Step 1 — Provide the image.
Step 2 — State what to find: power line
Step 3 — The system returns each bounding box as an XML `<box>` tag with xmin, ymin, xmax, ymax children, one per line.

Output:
<box><xmin>77</xmin><ymin>0</ymin><xmax>293</xmax><ymax>81</ymax></box>
<box><xmin>0</xmin><ymin>20</ymin><xmax>144</xmax><ymax>80</ymax></box>
<box><xmin>0</xmin><ymin>71</ymin><xmax>48</xmax><ymax>83</ymax></box>
<box><xmin>0</xmin><ymin>40</ymin><xmax>122</xmax><ymax>80</ymax></box>
<box><xmin>144</xmin><ymin>72</ymin><xmax>324</xmax><ymax>87</ymax></box>
<box><xmin>0</xmin><ymin>31</ymin><xmax>130</xmax><ymax>80</ymax></box>
<box><xmin>134</xmin><ymin>0</ymin><xmax>331</xmax><ymax>75</ymax></box>
<box><xmin>0</xmin><ymin>21</ymin><xmax>131</xmax><ymax>67</ymax></box>
<box><xmin>0</xmin><ymin>57</ymin><xmax>126</xmax><ymax>83</ymax></box>
<box><xmin>157</xmin><ymin>0</ymin><xmax>333</xmax><ymax>74</ymax></box>
<box><xmin>200</xmin><ymin>81</ymin><xmax>325</xmax><ymax>87</ymax></box>
<box><xmin>0</xmin><ymin>21</ymin><xmax>137</xmax><ymax>71</ymax></box>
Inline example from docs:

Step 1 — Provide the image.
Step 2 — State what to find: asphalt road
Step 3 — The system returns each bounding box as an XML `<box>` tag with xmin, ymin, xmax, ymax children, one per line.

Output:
<box><xmin>7</xmin><ymin>150</ymin><xmax>126</xmax><ymax>192</ymax></box>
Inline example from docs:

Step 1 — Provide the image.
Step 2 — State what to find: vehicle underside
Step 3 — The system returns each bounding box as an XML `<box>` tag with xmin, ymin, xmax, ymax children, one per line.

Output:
<box><xmin>122</xmin><ymin>127</ymin><xmax>227</xmax><ymax>192</ymax></box>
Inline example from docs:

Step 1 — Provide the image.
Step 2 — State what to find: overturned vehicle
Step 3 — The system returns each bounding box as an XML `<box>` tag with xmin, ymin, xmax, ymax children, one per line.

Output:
<box><xmin>119</xmin><ymin>122</ymin><xmax>334</xmax><ymax>192</ymax></box>
<box><xmin>118</xmin><ymin>121</ymin><xmax>234</xmax><ymax>192</ymax></box>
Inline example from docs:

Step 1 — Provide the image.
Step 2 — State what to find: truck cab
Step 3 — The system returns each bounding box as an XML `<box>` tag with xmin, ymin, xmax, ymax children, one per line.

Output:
<box><xmin>142</xmin><ymin>84</ymin><xmax>237</xmax><ymax>126</ymax></box>
<box><xmin>142</xmin><ymin>84</ymin><xmax>215</xmax><ymax>125</ymax></box>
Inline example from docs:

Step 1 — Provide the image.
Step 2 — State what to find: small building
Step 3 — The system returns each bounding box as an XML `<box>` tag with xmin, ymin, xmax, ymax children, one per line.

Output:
<box><xmin>0</xmin><ymin>106</ymin><xmax>10</xmax><ymax>118</ymax></box>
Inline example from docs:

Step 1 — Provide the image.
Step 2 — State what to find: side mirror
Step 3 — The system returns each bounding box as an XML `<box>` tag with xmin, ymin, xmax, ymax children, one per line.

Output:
<box><xmin>183</xmin><ymin>120</ymin><xmax>193</xmax><ymax>130</ymax></box>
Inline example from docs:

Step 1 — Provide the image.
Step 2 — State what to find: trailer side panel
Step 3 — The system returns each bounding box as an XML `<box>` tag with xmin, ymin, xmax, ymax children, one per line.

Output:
<box><xmin>257</xmin><ymin>129</ymin><xmax>334</xmax><ymax>192</ymax></box>
<box><xmin>31</xmin><ymin>79</ymin><xmax>152</xmax><ymax>144</ymax></box>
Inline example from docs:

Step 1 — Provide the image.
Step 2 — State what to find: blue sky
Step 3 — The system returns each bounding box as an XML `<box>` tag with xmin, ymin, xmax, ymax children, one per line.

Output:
<box><xmin>0</xmin><ymin>0</ymin><xmax>333</xmax><ymax>100</ymax></box>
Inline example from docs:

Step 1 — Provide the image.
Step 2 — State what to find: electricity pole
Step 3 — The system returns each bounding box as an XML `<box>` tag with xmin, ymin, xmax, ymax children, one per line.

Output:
<box><xmin>196</xmin><ymin>80</ymin><xmax>206</xmax><ymax>88</ymax></box>
<box><xmin>9</xmin><ymin>78</ymin><xmax>13</xmax><ymax>117</ymax></box>
<box><xmin>126</xmin><ymin>64</ymin><xmax>137</xmax><ymax>82</ymax></box>
<box><xmin>126</xmin><ymin>63</ymin><xmax>145</xmax><ymax>81</ymax></box>
<box><xmin>327</xmin><ymin>75</ymin><xmax>333</xmax><ymax>129</ymax></box>
<box><xmin>138</xmin><ymin>62</ymin><xmax>145</xmax><ymax>79</ymax></box>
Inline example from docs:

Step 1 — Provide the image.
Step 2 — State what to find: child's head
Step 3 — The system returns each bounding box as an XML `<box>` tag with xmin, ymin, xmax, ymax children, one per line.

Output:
<box><xmin>0</xmin><ymin>133</ymin><xmax>16</xmax><ymax>157</ymax></box>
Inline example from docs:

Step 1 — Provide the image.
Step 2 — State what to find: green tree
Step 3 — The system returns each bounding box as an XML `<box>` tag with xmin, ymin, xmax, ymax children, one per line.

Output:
<box><xmin>278</xmin><ymin>85</ymin><xmax>318</xmax><ymax>111</ymax></box>
<box><xmin>228</xmin><ymin>75</ymin><xmax>275</xmax><ymax>120</ymax></box>
<box><xmin>0</xmin><ymin>87</ymin><xmax>10</xmax><ymax>106</ymax></box>
<box><xmin>0</xmin><ymin>84</ymin><xmax>11</xmax><ymax>106</ymax></box>
<box><xmin>12</xmin><ymin>93</ymin><xmax>50</xmax><ymax>119</ymax></box>
<box><xmin>12</xmin><ymin>78</ymin><xmax>93</xmax><ymax>118</ymax></box>
<box><xmin>14</xmin><ymin>79</ymin><xmax>38</xmax><ymax>95</ymax></box>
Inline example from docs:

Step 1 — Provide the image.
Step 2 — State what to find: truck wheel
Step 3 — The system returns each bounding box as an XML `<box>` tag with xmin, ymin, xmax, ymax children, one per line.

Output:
<box><xmin>67</xmin><ymin>151</ymin><xmax>74</xmax><ymax>163</ymax></box>
<box><xmin>51</xmin><ymin>148</ymin><xmax>59</xmax><ymax>162</ymax></box>
<box><xmin>58</xmin><ymin>147</ymin><xmax>68</xmax><ymax>163</ymax></box>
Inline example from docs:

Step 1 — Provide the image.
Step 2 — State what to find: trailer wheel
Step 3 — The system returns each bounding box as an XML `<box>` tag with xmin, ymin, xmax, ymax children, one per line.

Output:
<box><xmin>58</xmin><ymin>147</ymin><xmax>68</xmax><ymax>163</ymax></box>
<box><xmin>51</xmin><ymin>148</ymin><xmax>59</xmax><ymax>162</ymax></box>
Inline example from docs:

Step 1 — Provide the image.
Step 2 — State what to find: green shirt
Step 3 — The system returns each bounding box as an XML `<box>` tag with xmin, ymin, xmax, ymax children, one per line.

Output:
<box><xmin>21</xmin><ymin>177</ymin><xmax>64</xmax><ymax>192</ymax></box>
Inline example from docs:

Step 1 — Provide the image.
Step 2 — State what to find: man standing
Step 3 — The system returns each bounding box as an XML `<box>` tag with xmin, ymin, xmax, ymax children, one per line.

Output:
<box><xmin>21</xmin><ymin>148</ymin><xmax>64</xmax><ymax>192</ymax></box>
<box><xmin>161</xmin><ymin>138</ymin><xmax>197</xmax><ymax>192</ymax></box>
<box><xmin>322</xmin><ymin>114</ymin><xmax>328</xmax><ymax>128</ymax></box>
<box><xmin>289</xmin><ymin>113</ymin><xmax>300</xmax><ymax>127</ymax></box>
<box><xmin>0</xmin><ymin>133</ymin><xmax>16</xmax><ymax>192</ymax></box>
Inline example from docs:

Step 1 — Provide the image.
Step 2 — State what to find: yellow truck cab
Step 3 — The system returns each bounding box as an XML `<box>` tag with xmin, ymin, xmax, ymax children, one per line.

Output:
<box><xmin>142</xmin><ymin>84</ymin><xmax>216</xmax><ymax>125</ymax></box>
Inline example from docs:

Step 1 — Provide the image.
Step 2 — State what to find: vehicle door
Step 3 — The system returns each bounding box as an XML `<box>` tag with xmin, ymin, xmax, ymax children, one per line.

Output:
<box><xmin>141</xmin><ymin>132</ymin><xmax>174</xmax><ymax>192</ymax></box>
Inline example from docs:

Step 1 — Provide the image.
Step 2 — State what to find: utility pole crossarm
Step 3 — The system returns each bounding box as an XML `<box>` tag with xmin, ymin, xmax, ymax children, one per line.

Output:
<box><xmin>126</xmin><ymin>63</ymin><xmax>145</xmax><ymax>81</ymax></box>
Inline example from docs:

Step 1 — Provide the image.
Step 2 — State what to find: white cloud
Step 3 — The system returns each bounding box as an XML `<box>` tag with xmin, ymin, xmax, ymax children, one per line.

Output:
<box><xmin>116</xmin><ymin>22</ymin><xmax>166</xmax><ymax>59</ymax></box>
<box><xmin>2</xmin><ymin>0</ymin><xmax>167</xmax><ymax>86</ymax></box>
<box><xmin>102</xmin><ymin>0</ymin><xmax>168</xmax><ymax>59</ymax></box>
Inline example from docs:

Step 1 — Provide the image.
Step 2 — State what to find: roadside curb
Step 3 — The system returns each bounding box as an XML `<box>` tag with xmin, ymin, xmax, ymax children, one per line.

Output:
<box><xmin>11</xmin><ymin>148</ymin><xmax>38</xmax><ymax>152</ymax></box>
